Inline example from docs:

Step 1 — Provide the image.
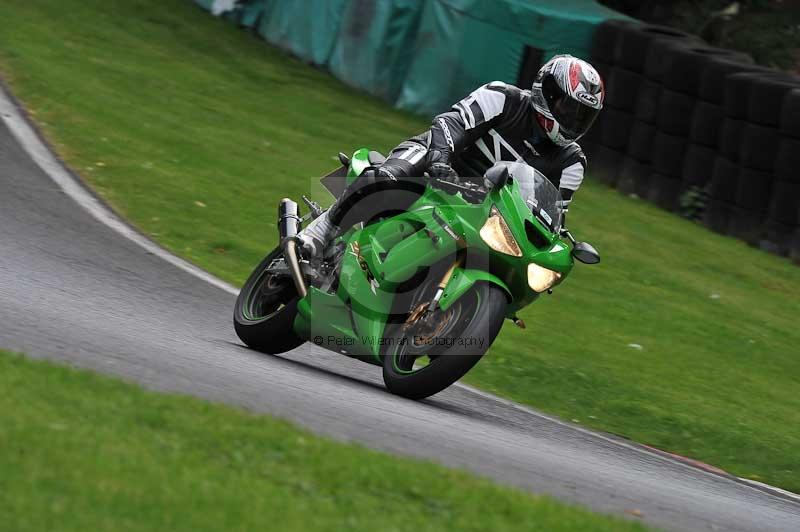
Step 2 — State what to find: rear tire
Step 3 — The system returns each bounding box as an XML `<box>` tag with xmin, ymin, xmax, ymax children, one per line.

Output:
<box><xmin>234</xmin><ymin>247</ymin><xmax>305</xmax><ymax>354</ymax></box>
<box><xmin>382</xmin><ymin>283</ymin><xmax>506</xmax><ymax>400</ymax></box>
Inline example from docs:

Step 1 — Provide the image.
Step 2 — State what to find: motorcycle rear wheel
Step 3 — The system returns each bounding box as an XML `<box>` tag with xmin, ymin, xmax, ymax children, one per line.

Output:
<box><xmin>382</xmin><ymin>283</ymin><xmax>506</xmax><ymax>400</ymax></box>
<box><xmin>234</xmin><ymin>246</ymin><xmax>305</xmax><ymax>354</ymax></box>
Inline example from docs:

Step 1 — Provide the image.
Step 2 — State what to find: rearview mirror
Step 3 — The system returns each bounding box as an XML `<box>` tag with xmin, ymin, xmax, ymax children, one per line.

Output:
<box><xmin>572</xmin><ymin>242</ymin><xmax>600</xmax><ymax>264</ymax></box>
<box><xmin>484</xmin><ymin>165</ymin><xmax>509</xmax><ymax>189</ymax></box>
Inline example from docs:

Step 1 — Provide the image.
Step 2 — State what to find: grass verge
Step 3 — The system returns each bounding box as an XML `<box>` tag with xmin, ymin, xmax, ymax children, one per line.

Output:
<box><xmin>0</xmin><ymin>0</ymin><xmax>798</xmax><ymax>491</ymax></box>
<box><xmin>0</xmin><ymin>351</ymin><xmax>647</xmax><ymax>531</ymax></box>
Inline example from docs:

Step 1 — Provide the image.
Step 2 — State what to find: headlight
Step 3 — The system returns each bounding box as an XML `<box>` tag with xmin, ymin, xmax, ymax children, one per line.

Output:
<box><xmin>480</xmin><ymin>205</ymin><xmax>522</xmax><ymax>257</ymax></box>
<box><xmin>527</xmin><ymin>263</ymin><xmax>562</xmax><ymax>293</ymax></box>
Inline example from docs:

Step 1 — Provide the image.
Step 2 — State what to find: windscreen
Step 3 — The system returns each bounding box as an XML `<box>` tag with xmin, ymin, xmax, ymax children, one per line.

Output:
<box><xmin>494</xmin><ymin>162</ymin><xmax>563</xmax><ymax>233</ymax></box>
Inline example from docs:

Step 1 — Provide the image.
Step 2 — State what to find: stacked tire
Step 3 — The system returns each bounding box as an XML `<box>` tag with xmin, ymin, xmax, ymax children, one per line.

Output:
<box><xmin>768</xmin><ymin>89</ymin><xmax>800</xmax><ymax>260</ymax></box>
<box><xmin>722</xmin><ymin>72</ymin><xmax>795</xmax><ymax>245</ymax></box>
<box><xmin>587</xmin><ymin>19</ymin><xmax>800</xmax><ymax>261</ymax></box>
<box><xmin>588</xmin><ymin>22</ymin><xmax>702</xmax><ymax>203</ymax></box>
<box><xmin>583</xmin><ymin>19</ymin><xmax>631</xmax><ymax>187</ymax></box>
<box><xmin>691</xmin><ymin>59</ymin><xmax>761</xmax><ymax>228</ymax></box>
<box><xmin>635</xmin><ymin>29</ymin><xmax>708</xmax><ymax>210</ymax></box>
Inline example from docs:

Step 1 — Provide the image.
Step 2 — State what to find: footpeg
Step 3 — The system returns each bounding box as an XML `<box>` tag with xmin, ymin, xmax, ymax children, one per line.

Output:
<box><xmin>302</xmin><ymin>195</ymin><xmax>323</xmax><ymax>220</ymax></box>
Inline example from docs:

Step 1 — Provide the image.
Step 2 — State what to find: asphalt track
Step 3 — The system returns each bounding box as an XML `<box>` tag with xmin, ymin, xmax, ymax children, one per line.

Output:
<box><xmin>1</xmin><ymin>86</ymin><xmax>799</xmax><ymax>532</ymax></box>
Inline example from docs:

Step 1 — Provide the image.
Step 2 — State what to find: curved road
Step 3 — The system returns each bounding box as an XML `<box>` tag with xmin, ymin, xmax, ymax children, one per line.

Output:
<box><xmin>1</xmin><ymin>86</ymin><xmax>798</xmax><ymax>531</ymax></box>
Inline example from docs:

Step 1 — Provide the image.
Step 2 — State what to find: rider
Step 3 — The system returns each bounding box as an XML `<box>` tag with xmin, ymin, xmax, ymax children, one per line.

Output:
<box><xmin>298</xmin><ymin>54</ymin><xmax>605</xmax><ymax>258</ymax></box>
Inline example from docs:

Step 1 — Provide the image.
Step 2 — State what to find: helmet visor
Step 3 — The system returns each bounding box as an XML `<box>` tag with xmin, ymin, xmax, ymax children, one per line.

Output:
<box><xmin>550</xmin><ymin>94</ymin><xmax>600</xmax><ymax>140</ymax></box>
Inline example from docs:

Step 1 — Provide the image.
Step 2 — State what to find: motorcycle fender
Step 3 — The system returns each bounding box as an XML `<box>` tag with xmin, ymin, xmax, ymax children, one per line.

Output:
<box><xmin>438</xmin><ymin>268</ymin><xmax>512</xmax><ymax>311</ymax></box>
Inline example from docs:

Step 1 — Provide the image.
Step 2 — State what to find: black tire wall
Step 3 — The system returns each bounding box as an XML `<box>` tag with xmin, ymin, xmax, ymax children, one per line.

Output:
<box><xmin>587</xmin><ymin>18</ymin><xmax>800</xmax><ymax>259</ymax></box>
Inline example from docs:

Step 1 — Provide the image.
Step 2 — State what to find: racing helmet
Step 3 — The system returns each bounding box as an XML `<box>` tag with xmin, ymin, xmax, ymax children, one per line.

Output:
<box><xmin>531</xmin><ymin>55</ymin><xmax>604</xmax><ymax>146</ymax></box>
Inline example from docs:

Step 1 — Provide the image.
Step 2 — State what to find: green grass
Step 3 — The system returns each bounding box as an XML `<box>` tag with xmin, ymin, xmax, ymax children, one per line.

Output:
<box><xmin>0</xmin><ymin>0</ymin><xmax>798</xmax><ymax>492</ymax></box>
<box><xmin>0</xmin><ymin>351</ymin><xmax>647</xmax><ymax>532</ymax></box>
<box><xmin>0</xmin><ymin>352</ymin><xmax>644</xmax><ymax>532</ymax></box>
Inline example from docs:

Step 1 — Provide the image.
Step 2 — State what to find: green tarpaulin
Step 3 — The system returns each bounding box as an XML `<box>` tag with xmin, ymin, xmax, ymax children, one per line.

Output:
<box><xmin>193</xmin><ymin>0</ymin><xmax>624</xmax><ymax>114</ymax></box>
<box><xmin>329</xmin><ymin>0</ymin><xmax>425</xmax><ymax>103</ymax></box>
<box><xmin>397</xmin><ymin>0</ymin><xmax>624</xmax><ymax>113</ymax></box>
<box><xmin>228</xmin><ymin>0</ymin><xmax>269</xmax><ymax>28</ymax></box>
<box><xmin>256</xmin><ymin>0</ymin><xmax>349</xmax><ymax>66</ymax></box>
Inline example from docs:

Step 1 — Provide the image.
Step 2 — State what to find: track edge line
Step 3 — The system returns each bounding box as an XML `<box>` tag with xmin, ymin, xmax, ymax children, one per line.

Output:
<box><xmin>0</xmin><ymin>79</ymin><xmax>238</xmax><ymax>297</ymax></box>
<box><xmin>453</xmin><ymin>382</ymin><xmax>800</xmax><ymax>504</ymax></box>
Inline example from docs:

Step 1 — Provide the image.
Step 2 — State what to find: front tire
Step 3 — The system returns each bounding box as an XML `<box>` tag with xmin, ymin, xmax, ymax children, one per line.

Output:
<box><xmin>234</xmin><ymin>247</ymin><xmax>305</xmax><ymax>354</ymax></box>
<box><xmin>382</xmin><ymin>283</ymin><xmax>506</xmax><ymax>400</ymax></box>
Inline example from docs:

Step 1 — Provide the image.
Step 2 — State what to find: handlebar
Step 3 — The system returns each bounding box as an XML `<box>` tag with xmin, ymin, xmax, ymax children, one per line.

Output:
<box><xmin>428</xmin><ymin>174</ymin><xmax>488</xmax><ymax>203</ymax></box>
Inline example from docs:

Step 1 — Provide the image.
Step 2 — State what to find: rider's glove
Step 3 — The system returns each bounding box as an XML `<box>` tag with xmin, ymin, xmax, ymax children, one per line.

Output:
<box><xmin>428</xmin><ymin>162</ymin><xmax>458</xmax><ymax>183</ymax></box>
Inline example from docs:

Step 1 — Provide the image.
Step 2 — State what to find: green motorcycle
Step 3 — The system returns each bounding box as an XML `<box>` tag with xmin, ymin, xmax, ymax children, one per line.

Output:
<box><xmin>234</xmin><ymin>148</ymin><xmax>600</xmax><ymax>399</ymax></box>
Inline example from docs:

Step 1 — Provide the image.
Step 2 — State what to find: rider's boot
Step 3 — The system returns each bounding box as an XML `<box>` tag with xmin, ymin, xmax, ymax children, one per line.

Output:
<box><xmin>297</xmin><ymin>208</ymin><xmax>339</xmax><ymax>259</ymax></box>
<box><xmin>297</xmin><ymin>165</ymin><xmax>400</xmax><ymax>259</ymax></box>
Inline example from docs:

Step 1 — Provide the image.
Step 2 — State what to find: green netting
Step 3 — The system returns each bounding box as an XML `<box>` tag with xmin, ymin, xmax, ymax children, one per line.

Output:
<box><xmin>397</xmin><ymin>0</ymin><xmax>625</xmax><ymax>114</ymax></box>
<box><xmin>256</xmin><ymin>0</ymin><xmax>350</xmax><ymax>66</ymax></box>
<box><xmin>329</xmin><ymin>0</ymin><xmax>425</xmax><ymax>103</ymax></box>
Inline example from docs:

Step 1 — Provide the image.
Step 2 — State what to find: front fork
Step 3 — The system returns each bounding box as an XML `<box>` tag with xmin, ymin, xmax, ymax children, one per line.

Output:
<box><xmin>428</xmin><ymin>254</ymin><xmax>464</xmax><ymax>314</ymax></box>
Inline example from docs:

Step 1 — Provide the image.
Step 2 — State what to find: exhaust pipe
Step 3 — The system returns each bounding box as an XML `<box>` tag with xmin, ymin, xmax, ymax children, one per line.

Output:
<box><xmin>278</xmin><ymin>198</ymin><xmax>308</xmax><ymax>298</ymax></box>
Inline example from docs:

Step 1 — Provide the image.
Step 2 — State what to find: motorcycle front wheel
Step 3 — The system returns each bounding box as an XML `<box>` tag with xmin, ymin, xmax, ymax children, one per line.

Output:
<box><xmin>234</xmin><ymin>246</ymin><xmax>305</xmax><ymax>354</ymax></box>
<box><xmin>382</xmin><ymin>282</ymin><xmax>506</xmax><ymax>400</ymax></box>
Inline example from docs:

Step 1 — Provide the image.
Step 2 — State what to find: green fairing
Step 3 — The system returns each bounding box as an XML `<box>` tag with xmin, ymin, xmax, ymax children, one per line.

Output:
<box><xmin>438</xmin><ymin>268</ymin><xmax>511</xmax><ymax>311</ymax></box>
<box><xmin>294</xmin><ymin>149</ymin><xmax>578</xmax><ymax>364</ymax></box>
<box><xmin>347</xmin><ymin>148</ymin><xmax>371</xmax><ymax>184</ymax></box>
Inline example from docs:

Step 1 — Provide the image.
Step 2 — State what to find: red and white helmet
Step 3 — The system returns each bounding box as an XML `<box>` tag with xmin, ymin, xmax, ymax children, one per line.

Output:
<box><xmin>531</xmin><ymin>55</ymin><xmax>604</xmax><ymax>147</ymax></box>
